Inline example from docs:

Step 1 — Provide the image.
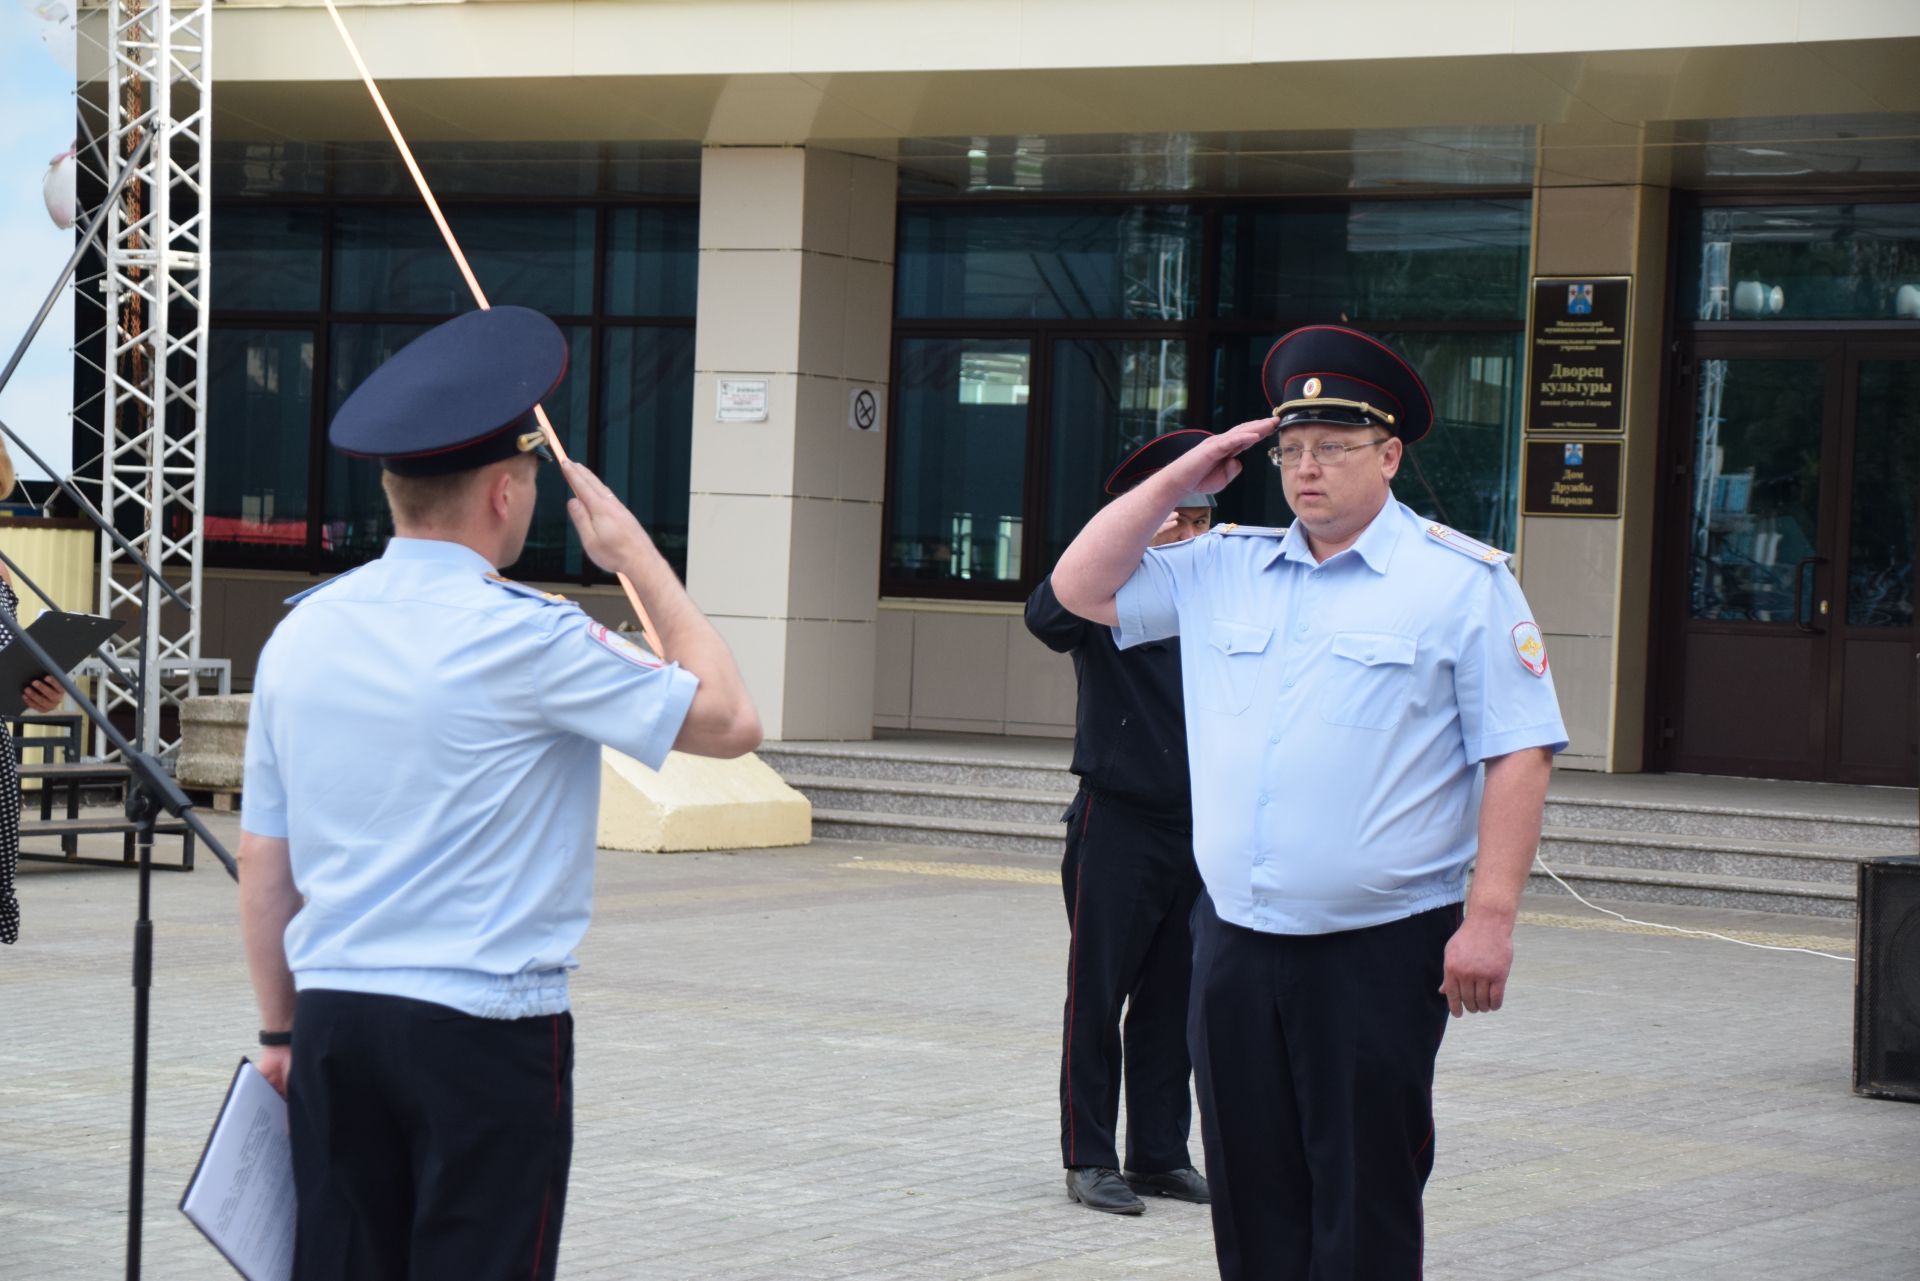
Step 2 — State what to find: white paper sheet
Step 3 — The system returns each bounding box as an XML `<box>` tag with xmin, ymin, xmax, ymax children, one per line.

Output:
<box><xmin>179</xmin><ymin>1059</ymin><xmax>295</xmax><ymax>1281</ymax></box>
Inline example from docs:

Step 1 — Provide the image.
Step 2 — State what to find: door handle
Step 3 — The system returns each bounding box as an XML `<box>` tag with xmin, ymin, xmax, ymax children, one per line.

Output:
<box><xmin>1792</xmin><ymin>555</ymin><xmax>1828</xmax><ymax>633</ymax></box>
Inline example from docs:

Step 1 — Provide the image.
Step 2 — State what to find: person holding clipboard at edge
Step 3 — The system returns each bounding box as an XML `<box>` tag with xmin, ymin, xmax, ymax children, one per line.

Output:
<box><xmin>0</xmin><ymin>436</ymin><xmax>78</xmax><ymax>945</ymax></box>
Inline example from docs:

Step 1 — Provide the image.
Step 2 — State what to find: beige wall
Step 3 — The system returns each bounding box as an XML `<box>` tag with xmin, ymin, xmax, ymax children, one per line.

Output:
<box><xmin>873</xmin><ymin>603</ymin><xmax>1075</xmax><ymax>739</ymax></box>
<box><xmin>685</xmin><ymin>145</ymin><xmax>896</xmax><ymax>741</ymax></box>
<box><xmin>1518</xmin><ymin>182</ymin><xmax>1670</xmax><ymax>772</ymax></box>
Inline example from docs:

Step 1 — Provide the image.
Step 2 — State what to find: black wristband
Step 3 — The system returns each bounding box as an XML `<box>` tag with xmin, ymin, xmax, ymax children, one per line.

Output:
<box><xmin>258</xmin><ymin>1029</ymin><xmax>292</xmax><ymax>1047</ymax></box>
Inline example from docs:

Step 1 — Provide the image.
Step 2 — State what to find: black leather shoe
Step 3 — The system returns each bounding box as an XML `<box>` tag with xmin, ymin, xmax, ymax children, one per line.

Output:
<box><xmin>1065</xmin><ymin>1166</ymin><xmax>1145</xmax><ymax>1215</ymax></box>
<box><xmin>1124</xmin><ymin>1165</ymin><xmax>1210</xmax><ymax>1204</ymax></box>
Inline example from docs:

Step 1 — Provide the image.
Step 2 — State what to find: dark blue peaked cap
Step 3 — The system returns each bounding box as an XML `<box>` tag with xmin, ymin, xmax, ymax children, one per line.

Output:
<box><xmin>1260</xmin><ymin>325</ymin><xmax>1435</xmax><ymax>445</ymax></box>
<box><xmin>329</xmin><ymin>306</ymin><xmax>569</xmax><ymax>476</ymax></box>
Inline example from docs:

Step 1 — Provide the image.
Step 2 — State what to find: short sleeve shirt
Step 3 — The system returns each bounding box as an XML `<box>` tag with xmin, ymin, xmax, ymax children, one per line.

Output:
<box><xmin>1114</xmin><ymin>497</ymin><xmax>1567</xmax><ymax>935</ymax></box>
<box><xmin>242</xmin><ymin>537</ymin><xmax>699</xmax><ymax>1017</ymax></box>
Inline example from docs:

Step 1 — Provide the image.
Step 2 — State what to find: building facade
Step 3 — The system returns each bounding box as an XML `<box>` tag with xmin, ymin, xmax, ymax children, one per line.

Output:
<box><xmin>156</xmin><ymin>1</ymin><xmax>1920</xmax><ymax>785</ymax></box>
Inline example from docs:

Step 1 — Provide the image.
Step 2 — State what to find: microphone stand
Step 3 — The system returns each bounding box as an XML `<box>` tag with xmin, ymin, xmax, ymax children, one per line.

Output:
<box><xmin>0</xmin><ymin>128</ymin><xmax>237</xmax><ymax>1279</ymax></box>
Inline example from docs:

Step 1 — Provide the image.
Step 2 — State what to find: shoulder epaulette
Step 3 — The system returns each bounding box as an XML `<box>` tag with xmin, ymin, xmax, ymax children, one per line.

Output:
<box><xmin>484</xmin><ymin>573</ymin><xmax>573</xmax><ymax>605</ymax></box>
<box><xmin>1424</xmin><ymin>523</ymin><xmax>1511</xmax><ymax>565</ymax></box>
<box><xmin>283</xmin><ymin>563</ymin><xmax>369</xmax><ymax>606</ymax></box>
<box><xmin>1215</xmin><ymin>523</ymin><xmax>1290</xmax><ymax>538</ymax></box>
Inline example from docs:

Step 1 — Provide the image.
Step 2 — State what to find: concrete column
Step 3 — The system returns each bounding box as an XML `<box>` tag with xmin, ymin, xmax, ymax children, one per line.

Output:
<box><xmin>685</xmin><ymin>146</ymin><xmax>896</xmax><ymax>741</ymax></box>
<box><xmin>1519</xmin><ymin>166</ymin><xmax>1670</xmax><ymax>772</ymax></box>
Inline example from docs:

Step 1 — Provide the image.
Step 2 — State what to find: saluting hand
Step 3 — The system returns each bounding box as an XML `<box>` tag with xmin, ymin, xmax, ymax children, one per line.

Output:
<box><xmin>1186</xmin><ymin>417</ymin><xmax>1279</xmax><ymax>496</ymax></box>
<box><xmin>561</xmin><ymin>460</ymin><xmax>660</xmax><ymax>576</ymax></box>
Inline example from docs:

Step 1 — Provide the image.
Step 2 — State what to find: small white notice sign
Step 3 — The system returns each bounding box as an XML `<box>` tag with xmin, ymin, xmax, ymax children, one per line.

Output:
<box><xmin>848</xmin><ymin>385</ymin><xmax>881</xmax><ymax>433</ymax></box>
<box><xmin>716</xmin><ymin>379</ymin><xmax>769</xmax><ymax>423</ymax></box>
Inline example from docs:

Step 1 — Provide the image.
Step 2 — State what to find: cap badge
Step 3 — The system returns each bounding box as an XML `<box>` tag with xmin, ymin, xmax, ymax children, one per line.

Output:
<box><xmin>1302</xmin><ymin>377</ymin><xmax>1323</xmax><ymax>398</ymax></box>
<box><xmin>1512</xmin><ymin>621</ymin><xmax>1548</xmax><ymax>677</ymax></box>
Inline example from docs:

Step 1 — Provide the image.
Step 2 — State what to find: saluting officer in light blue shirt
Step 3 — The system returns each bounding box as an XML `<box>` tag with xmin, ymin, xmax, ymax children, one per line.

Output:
<box><xmin>237</xmin><ymin>306</ymin><xmax>761</xmax><ymax>1281</ymax></box>
<box><xmin>1052</xmin><ymin>325</ymin><xmax>1567</xmax><ymax>1281</ymax></box>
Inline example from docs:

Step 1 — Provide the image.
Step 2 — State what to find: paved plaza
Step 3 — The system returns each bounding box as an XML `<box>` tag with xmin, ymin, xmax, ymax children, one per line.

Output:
<box><xmin>3</xmin><ymin>816</ymin><xmax>1916</xmax><ymax>1279</ymax></box>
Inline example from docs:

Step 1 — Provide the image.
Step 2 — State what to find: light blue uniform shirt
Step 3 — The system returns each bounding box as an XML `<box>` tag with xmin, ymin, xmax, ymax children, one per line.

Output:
<box><xmin>1115</xmin><ymin>497</ymin><xmax>1568</xmax><ymax>936</ymax></box>
<box><xmin>242</xmin><ymin>537</ymin><xmax>699</xmax><ymax>1019</ymax></box>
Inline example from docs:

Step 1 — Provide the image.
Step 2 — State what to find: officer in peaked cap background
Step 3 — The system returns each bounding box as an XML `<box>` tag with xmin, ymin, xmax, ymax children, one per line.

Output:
<box><xmin>1047</xmin><ymin>325</ymin><xmax>1567</xmax><ymax>1279</ymax></box>
<box><xmin>1026</xmin><ymin>429</ymin><xmax>1215</xmax><ymax>1217</ymax></box>
<box><xmin>237</xmin><ymin>305</ymin><xmax>761</xmax><ymax>1280</ymax></box>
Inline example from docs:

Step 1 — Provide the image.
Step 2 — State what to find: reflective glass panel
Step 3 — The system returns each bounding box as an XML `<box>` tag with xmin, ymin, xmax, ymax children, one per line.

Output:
<box><xmin>321</xmin><ymin>323</ymin><xmax>432</xmax><ymax>563</ymax></box>
<box><xmin>1688</xmin><ymin>358</ymin><xmax>1826</xmax><ymax>622</ymax></box>
<box><xmin>205</xmin><ymin>328</ymin><xmax>315</xmax><ymax>560</ymax></box>
<box><xmin>1207</xmin><ymin>331</ymin><xmax>1522</xmax><ymax>549</ymax></box>
<box><xmin>1217</xmin><ymin>199</ymin><xmax>1530</xmax><ymax>323</ymax></box>
<box><xmin>212</xmin><ymin>208</ymin><xmax>325</xmax><ymax>312</ymax></box>
<box><xmin>896</xmin><ymin>206</ymin><xmax>1199</xmax><ymax>320</ymax></box>
<box><xmin>332</xmin><ymin>207</ymin><xmax>595</xmax><ymax>316</ymax></box>
<box><xmin>331</xmin><ymin>141</ymin><xmax>606</xmax><ymax>198</ymax></box>
<box><xmin>1690</xmin><ymin>204</ymin><xmax>1920</xmax><ymax>321</ymax></box>
<box><xmin>600</xmin><ymin>326</ymin><xmax>697</xmax><ymax>579</ymax></box>
<box><xmin>886</xmin><ymin>338</ymin><xmax>1032</xmax><ymax>583</ymax></box>
<box><xmin>210</xmin><ymin>141</ymin><xmax>327</xmax><ymax>197</ymax></box>
<box><xmin>1044</xmin><ymin>337</ymin><xmax>1190</xmax><ymax>567</ymax></box>
<box><xmin>605</xmin><ymin>207</ymin><xmax>699</xmax><ymax>317</ymax></box>
<box><xmin>1848</xmin><ymin>361</ymin><xmax>1920</xmax><ymax>628</ymax></box>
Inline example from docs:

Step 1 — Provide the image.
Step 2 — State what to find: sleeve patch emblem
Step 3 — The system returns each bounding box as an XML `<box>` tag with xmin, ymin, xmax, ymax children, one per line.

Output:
<box><xmin>1512</xmin><ymin>621</ymin><xmax>1548</xmax><ymax>677</ymax></box>
<box><xmin>590</xmin><ymin>621</ymin><xmax>661</xmax><ymax>669</ymax></box>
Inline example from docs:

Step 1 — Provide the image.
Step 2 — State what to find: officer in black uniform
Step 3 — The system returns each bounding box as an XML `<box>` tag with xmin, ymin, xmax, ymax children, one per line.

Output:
<box><xmin>1025</xmin><ymin>429</ymin><xmax>1215</xmax><ymax>1216</ymax></box>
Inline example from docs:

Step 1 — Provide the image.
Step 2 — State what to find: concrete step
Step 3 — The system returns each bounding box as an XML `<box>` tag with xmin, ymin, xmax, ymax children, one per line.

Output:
<box><xmin>760</xmin><ymin>744</ymin><xmax>1071</xmax><ymax>793</ymax></box>
<box><xmin>811</xmin><ymin>809</ymin><xmax>1065</xmax><ymax>860</ymax></box>
<box><xmin>1543</xmin><ymin>796</ymin><xmax>1916</xmax><ymax>855</ymax></box>
<box><xmin>1526</xmin><ymin>862</ymin><xmax>1856</xmax><ymax>920</ymax></box>
<box><xmin>1537</xmin><ymin>828</ymin><xmax>1882</xmax><ymax>887</ymax></box>
<box><xmin>787</xmin><ymin>774</ymin><xmax>1075</xmax><ymax>826</ymax></box>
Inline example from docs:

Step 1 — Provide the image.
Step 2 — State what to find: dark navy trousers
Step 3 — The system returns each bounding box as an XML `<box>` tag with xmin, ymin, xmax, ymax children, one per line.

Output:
<box><xmin>1189</xmin><ymin>895</ymin><xmax>1460</xmax><ymax>1280</ymax></box>
<box><xmin>1059</xmin><ymin>788</ymin><xmax>1203</xmax><ymax>1173</ymax></box>
<box><xmin>288</xmin><ymin>990</ymin><xmax>574</xmax><ymax>1281</ymax></box>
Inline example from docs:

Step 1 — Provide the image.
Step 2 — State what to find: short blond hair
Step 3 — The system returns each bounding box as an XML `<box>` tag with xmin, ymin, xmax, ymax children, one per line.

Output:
<box><xmin>379</xmin><ymin>466</ymin><xmax>490</xmax><ymax>530</ymax></box>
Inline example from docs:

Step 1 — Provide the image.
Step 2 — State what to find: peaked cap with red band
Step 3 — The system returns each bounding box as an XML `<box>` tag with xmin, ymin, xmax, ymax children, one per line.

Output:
<box><xmin>1259</xmin><ymin>324</ymin><xmax>1435</xmax><ymax>445</ymax></box>
<box><xmin>1104</xmin><ymin>428</ymin><xmax>1216</xmax><ymax>505</ymax></box>
<box><xmin>331</xmin><ymin>305</ymin><xmax>569</xmax><ymax>476</ymax></box>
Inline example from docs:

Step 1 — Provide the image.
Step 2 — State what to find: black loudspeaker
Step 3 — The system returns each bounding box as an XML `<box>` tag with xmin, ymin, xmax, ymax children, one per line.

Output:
<box><xmin>1856</xmin><ymin>857</ymin><xmax>1920</xmax><ymax>1102</ymax></box>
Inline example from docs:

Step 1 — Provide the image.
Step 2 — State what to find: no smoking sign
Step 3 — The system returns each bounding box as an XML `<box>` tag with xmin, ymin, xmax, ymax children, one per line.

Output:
<box><xmin>848</xmin><ymin>385</ymin><xmax>881</xmax><ymax>433</ymax></box>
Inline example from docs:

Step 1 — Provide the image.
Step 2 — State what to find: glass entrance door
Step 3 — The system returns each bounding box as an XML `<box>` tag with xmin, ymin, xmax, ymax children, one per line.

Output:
<box><xmin>1661</xmin><ymin>339</ymin><xmax>1919</xmax><ymax>784</ymax></box>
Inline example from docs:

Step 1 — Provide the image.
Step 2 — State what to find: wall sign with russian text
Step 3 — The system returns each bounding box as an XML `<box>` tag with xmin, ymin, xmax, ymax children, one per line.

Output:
<box><xmin>1527</xmin><ymin>275</ymin><xmax>1630</xmax><ymax>434</ymax></box>
<box><xmin>1522</xmin><ymin>439</ymin><xmax>1623</xmax><ymax>518</ymax></box>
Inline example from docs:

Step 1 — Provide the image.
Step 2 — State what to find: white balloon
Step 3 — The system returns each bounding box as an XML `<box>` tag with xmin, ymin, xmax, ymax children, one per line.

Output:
<box><xmin>43</xmin><ymin>148</ymin><xmax>77</xmax><ymax>231</ymax></box>
<box><xmin>24</xmin><ymin>0</ymin><xmax>77</xmax><ymax>72</ymax></box>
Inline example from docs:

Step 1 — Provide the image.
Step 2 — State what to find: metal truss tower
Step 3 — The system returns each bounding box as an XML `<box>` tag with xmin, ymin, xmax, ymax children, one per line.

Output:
<box><xmin>74</xmin><ymin>0</ymin><xmax>212</xmax><ymax>757</ymax></box>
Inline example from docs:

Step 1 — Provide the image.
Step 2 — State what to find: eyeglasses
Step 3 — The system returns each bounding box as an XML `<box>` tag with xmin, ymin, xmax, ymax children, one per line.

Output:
<box><xmin>1268</xmin><ymin>437</ymin><xmax>1391</xmax><ymax>469</ymax></box>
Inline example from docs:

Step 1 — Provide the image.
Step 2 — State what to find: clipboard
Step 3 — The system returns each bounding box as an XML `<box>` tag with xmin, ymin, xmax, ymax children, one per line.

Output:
<box><xmin>179</xmin><ymin>1058</ymin><xmax>296</xmax><ymax>1281</ymax></box>
<box><xmin>0</xmin><ymin>610</ymin><xmax>123</xmax><ymax>716</ymax></box>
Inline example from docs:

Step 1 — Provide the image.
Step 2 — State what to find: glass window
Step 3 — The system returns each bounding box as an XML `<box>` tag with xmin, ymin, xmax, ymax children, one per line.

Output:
<box><xmin>1848</xmin><ymin>361</ymin><xmax>1920</xmax><ymax>628</ymax></box>
<box><xmin>1690</xmin><ymin>203</ymin><xmax>1920</xmax><ymax>322</ymax></box>
<box><xmin>1217</xmin><ymin>199</ymin><xmax>1531</xmax><ymax>323</ymax></box>
<box><xmin>1044</xmin><ymin>337</ymin><xmax>1190</xmax><ymax>566</ymax></box>
<box><xmin>605</xmin><ymin>207</ymin><xmax>699</xmax><ymax>317</ymax></box>
<box><xmin>205</xmin><ymin>328</ymin><xmax>314</xmax><ymax>560</ymax></box>
<box><xmin>886</xmin><ymin>338</ymin><xmax>1032</xmax><ymax>584</ymax></box>
<box><xmin>601</xmin><ymin>326</ymin><xmax>697</xmax><ymax>578</ymax></box>
<box><xmin>210</xmin><ymin>141</ymin><xmax>328</xmax><ymax>198</ymax></box>
<box><xmin>321</xmin><ymin>323</ymin><xmax>432</xmax><ymax>563</ymax></box>
<box><xmin>211</xmin><ymin>208</ymin><xmax>325</xmax><ymax>312</ymax></box>
<box><xmin>896</xmin><ymin>206</ymin><xmax>1200</xmax><ymax>320</ymax></box>
<box><xmin>1208</xmin><ymin>331</ymin><xmax>1522</xmax><ymax>549</ymax></box>
<box><xmin>1687</xmin><ymin>357</ymin><xmax>1827</xmax><ymax>622</ymax></box>
<box><xmin>332</xmin><ymin>207</ymin><xmax>595</xmax><ymax>316</ymax></box>
<box><xmin>331</xmin><ymin>141</ymin><xmax>606</xmax><ymax>199</ymax></box>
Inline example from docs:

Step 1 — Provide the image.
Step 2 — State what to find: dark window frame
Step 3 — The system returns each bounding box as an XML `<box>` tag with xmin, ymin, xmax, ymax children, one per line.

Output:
<box><xmin>206</xmin><ymin>188</ymin><xmax>697</xmax><ymax>583</ymax></box>
<box><xmin>881</xmin><ymin>192</ymin><xmax>1534</xmax><ymax>602</ymax></box>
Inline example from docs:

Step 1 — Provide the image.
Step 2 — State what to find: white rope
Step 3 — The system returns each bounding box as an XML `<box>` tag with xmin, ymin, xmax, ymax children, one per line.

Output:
<box><xmin>1533</xmin><ymin>856</ymin><xmax>1854</xmax><ymax>963</ymax></box>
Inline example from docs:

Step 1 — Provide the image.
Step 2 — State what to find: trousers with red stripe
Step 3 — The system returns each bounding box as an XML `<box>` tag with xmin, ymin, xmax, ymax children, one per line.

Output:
<box><xmin>288</xmin><ymin>990</ymin><xmax>573</xmax><ymax>1281</ymax></box>
<box><xmin>1189</xmin><ymin>896</ymin><xmax>1458</xmax><ymax>1279</ymax></box>
<box><xmin>1059</xmin><ymin>788</ymin><xmax>1203</xmax><ymax>1173</ymax></box>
